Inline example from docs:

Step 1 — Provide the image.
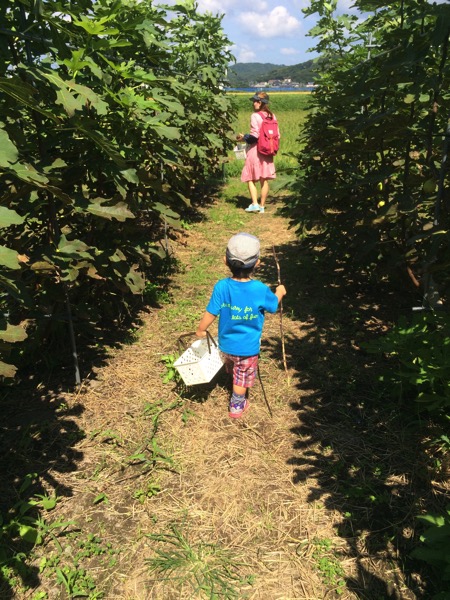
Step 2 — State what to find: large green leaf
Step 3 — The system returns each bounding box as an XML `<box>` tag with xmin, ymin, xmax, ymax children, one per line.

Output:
<box><xmin>0</xmin><ymin>246</ymin><xmax>21</xmax><ymax>270</ymax></box>
<box><xmin>155</xmin><ymin>124</ymin><xmax>181</xmax><ymax>140</ymax></box>
<box><xmin>40</xmin><ymin>70</ymin><xmax>108</xmax><ymax>116</ymax></box>
<box><xmin>153</xmin><ymin>202</ymin><xmax>180</xmax><ymax>219</ymax></box>
<box><xmin>0</xmin><ymin>0</ymin><xmax>236</xmax><ymax>382</ymax></box>
<box><xmin>61</xmin><ymin>50</ymin><xmax>104</xmax><ymax>81</ymax></box>
<box><xmin>73</xmin><ymin>118</ymin><xmax>128</xmax><ymax>168</ymax></box>
<box><xmin>87</xmin><ymin>199</ymin><xmax>135</xmax><ymax>221</ymax></box>
<box><xmin>109</xmin><ymin>249</ymin><xmax>127</xmax><ymax>262</ymax></box>
<box><xmin>57</xmin><ymin>235</ymin><xmax>92</xmax><ymax>257</ymax></box>
<box><xmin>120</xmin><ymin>168</ymin><xmax>139</xmax><ymax>184</ymax></box>
<box><xmin>60</xmin><ymin>265</ymin><xmax>81</xmax><ymax>282</ymax></box>
<box><xmin>0</xmin><ymin>77</ymin><xmax>59</xmax><ymax>122</ymax></box>
<box><xmin>0</xmin><ymin>323</ymin><xmax>27</xmax><ymax>343</ymax></box>
<box><xmin>0</xmin><ymin>129</ymin><xmax>19</xmax><ymax>166</ymax></box>
<box><xmin>72</xmin><ymin>14</ymin><xmax>119</xmax><ymax>36</ymax></box>
<box><xmin>45</xmin><ymin>185</ymin><xmax>74</xmax><ymax>205</ymax></box>
<box><xmin>0</xmin><ymin>207</ymin><xmax>24</xmax><ymax>228</ymax></box>
<box><xmin>125</xmin><ymin>267</ymin><xmax>145</xmax><ymax>294</ymax></box>
<box><xmin>30</xmin><ymin>261</ymin><xmax>56</xmax><ymax>272</ymax></box>
<box><xmin>0</xmin><ymin>273</ymin><xmax>32</xmax><ymax>304</ymax></box>
<box><xmin>0</xmin><ymin>361</ymin><xmax>17</xmax><ymax>378</ymax></box>
<box><xmin>8</xmin><ymin>162</ymin><xmax>49</xmax><ymax>185</ymax></box>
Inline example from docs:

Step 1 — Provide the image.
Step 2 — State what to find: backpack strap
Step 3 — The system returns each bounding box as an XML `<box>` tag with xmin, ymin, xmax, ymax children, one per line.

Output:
<box><xmin>258</xmin><ymin>111</ymin><xmax>274</xmax><ymax>120</ymax></box>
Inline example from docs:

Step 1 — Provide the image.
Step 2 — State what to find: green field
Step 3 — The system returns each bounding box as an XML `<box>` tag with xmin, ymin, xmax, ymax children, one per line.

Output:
<box><xmin>225</xmin><ymin>92</ymin><xmax>312</xmax><ymax>178</ymax></box>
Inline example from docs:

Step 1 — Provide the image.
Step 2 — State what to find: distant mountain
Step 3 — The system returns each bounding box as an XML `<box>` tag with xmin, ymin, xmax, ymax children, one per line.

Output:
<box><xmin>227</xmin><ymin>60</ymin><xmax>317</xmax><ymax>87</ymax></box>
<box><xmin>265</xmin><ymin>60</ymin><xmax>317</xmax><ymax>84</ymax></box>
<box><xmin>226</xmin><ymin>63</ymin><xmax>281</xmax><ymax>87</ymax></box>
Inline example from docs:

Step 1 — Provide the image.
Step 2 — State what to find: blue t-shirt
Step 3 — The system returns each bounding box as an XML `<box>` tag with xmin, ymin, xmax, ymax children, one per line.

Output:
<box><xmin>206</xmin><ymin>277</ymin><xmax>279</xmax><ymax>356</ymax></box>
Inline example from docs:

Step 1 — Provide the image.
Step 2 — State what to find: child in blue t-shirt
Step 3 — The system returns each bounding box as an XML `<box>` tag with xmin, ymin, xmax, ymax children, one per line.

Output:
<box><xmin>196</xmin><ymin>232</ymin><xmax>286</xmax><ymax>418</ymax></box>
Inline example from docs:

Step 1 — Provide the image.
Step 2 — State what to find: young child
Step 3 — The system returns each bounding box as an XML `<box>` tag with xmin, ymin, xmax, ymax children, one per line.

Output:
<box><xmin>196</xmin><ymin>232</ymin><xmax>286</xmax><ymax>418</ymax></box>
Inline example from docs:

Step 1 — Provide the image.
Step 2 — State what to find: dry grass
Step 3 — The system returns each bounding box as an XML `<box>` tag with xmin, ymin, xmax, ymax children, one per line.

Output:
<box><xmin>4</xmin><ymin>185</ymin><xmax>434</xmax><ymax>599</ymax></box>
<box><xmin>72</xmin><ymin>197</ymin><xmax>334</xmax><ymax>599</ymax></box>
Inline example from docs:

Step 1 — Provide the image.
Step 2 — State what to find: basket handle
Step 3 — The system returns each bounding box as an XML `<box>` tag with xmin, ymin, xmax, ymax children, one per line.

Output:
<box><xmin>205</xmin><ymin>330</ymin><xmax>217</xmax><ymax>354</ymax></box>
<box><xmin>177</xmin><ymin>331</ymin><xmax>217</xmax><ymax>354</ymax></box>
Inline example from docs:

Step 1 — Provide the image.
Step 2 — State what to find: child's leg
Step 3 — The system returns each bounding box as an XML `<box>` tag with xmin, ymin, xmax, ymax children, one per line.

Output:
<box><xmin>223</xmin><ymin>354</ymin><xmax>249</xmax><ymax>395</ymax></box>
<box><xmin>228</xmin><ymin>355</ymin><xmax>259</xmax><ymax>418</ymax></box>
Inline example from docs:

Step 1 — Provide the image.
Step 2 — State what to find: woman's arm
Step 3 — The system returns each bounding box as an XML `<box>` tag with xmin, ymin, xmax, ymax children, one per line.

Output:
<box><xmin>236</xmin><ymin>113</ymin><xmax>262</xmax><ymax>144</ymax></box>
<box><xmin>249</xmin><ymin>112</ymin><xmax>263</xmax><ymax>138</ymax></box>
<box><xmin>236</xmin><ymin>133</ymin><xmax>257</xmax><ymax>144</ymax></box>
<box><xmin>243</xmin><ymin>133</ymin><xmax>258</xmax><ymax>143</ymax></box>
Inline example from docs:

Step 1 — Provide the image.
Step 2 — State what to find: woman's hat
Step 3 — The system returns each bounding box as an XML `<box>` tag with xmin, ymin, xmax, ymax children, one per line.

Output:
<box><xmin>250</xmin><ymin>94</ymin><xmax>269</xmax><ymax>104</ymax></box>
<box><xmin>226</xmin><ymin>233</ymin><xmax>260</xmax><ymax>268</ymax></box>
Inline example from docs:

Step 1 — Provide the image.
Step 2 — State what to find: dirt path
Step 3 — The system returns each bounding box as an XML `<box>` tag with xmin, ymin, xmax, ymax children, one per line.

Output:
<box><xmin>84</xmin><ymin>195</ymin><xmax>327</xmax><ymax>597</ymax></box>
<box><xmin>137</xmin><ymin>199</ymin><xmax>331</xmax><ymax>599</ymax></box>
<box><xmin>20</xmin><ymin>187</ymin><xmax>422</xmax><ymax>599</ymax></box>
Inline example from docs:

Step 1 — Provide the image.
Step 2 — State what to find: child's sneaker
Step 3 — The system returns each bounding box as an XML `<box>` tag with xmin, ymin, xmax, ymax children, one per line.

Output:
<box><xmin>228</xmin><ymin>399</ymin><xmax>250</xmax><ymax>418</ymax></box>
<box><xmin>245</xmin><ymin>204</ymin><xmax>260</xmax><ymax>212</ymax></box>
<box><xmin>259</xmin><ymin>207</ymin><xmax>265</xmax><ymax>213</ymax></box>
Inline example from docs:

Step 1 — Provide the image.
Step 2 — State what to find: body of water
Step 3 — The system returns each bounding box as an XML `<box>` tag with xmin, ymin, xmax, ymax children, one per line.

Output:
<box><xmin>226</xmin><ymin>86</ymin><xmax>315</xmax><ymax>92</ymax></box>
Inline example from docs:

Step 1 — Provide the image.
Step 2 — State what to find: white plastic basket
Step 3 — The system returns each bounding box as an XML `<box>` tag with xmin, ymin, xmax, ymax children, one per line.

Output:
<box><xmin>233</xmin><ymin>143</ymin><xmax>247</xmax><ymax>160</ymax></box>
<box><xmin>174</xmin><ymin>335</ymin><xmax>224</xmax><ymax>385</ymax></box>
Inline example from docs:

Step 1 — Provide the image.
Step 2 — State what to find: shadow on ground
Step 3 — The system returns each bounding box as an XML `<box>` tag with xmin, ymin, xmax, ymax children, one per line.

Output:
<box><xmin>0</xmin><ymin>386</ymin><xmax>85</xmax><ymax>597</ymax></box>
<box><xmin>256</xmin><ymin>207</ymin><xmax>441</xmax><ymax>599</ymax></box>
<box><xmin>0</xmin><ymin>183</ymin><xmax>222</xmax><ymax>598</ymax></box>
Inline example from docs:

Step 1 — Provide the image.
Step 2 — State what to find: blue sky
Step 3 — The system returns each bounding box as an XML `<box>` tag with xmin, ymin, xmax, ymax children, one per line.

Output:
<box><xmin>194</xmin><ymin>0</ymin><xmax>357</xmax><ymax>66</ymax></box>
<box><xmin>191</xmin><ymin>0</ymin><xmax>447</xmax><ymax>67</ymax></box>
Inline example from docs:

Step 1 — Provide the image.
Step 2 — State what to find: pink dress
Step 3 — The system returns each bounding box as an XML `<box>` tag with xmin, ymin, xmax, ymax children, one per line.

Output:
<box><xmin>240</xmin><ymin>112</ymin><xmax>277</xmax><ymax>183</ymax></box>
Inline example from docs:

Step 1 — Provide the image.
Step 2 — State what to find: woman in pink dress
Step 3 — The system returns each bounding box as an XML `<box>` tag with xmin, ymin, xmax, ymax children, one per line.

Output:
<box><xmin>236</xmin><ymin>92</ymin><xmax>277</xmax><ymax>214</ymax></box>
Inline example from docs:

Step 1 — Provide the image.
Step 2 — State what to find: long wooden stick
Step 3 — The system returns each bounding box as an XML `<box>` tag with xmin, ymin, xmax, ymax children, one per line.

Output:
<box><xmin>272</xmin><ymin>245</ymin><xmax>289</xmax><ymax>381</ymax></box>
<box><xmin>257</xmin><ymin>368</ymin><xmax>273</xmax><ymax>418</ymax></box>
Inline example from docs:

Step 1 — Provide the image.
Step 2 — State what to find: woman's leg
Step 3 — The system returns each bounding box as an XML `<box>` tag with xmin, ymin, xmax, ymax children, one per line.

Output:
<box><xmin>259</xmin><ymin>178</ymin><xmax>269</xmax><ymax>207</ymax></box>
<box><xmin>247</xmin><ymin>180</ymin><xmax>259</xmax><ymax>205</ymax></box>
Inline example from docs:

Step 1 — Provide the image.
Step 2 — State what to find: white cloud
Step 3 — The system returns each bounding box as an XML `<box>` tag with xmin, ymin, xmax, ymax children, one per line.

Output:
<box><xmin>337</xmin><ymin>0</ymin><xmax>356</xmax><ymax>11</ymax></box>
<box><xmin>196</xmin><ymin>0</ymin><xmax>228</xmax><ymax>13</ymax></box>
<box><xmin>196</xmin><ymin>0</ymin><xmax>261</xmax><ymax>14</ymax></box>
<box><xmin>159</xmin><ymin>0</ymin><xmax>314</xmax><ymax>64</ymax></box>
<box><xmin>52</xmin><ymin>11</ymin><xmax>72</xmax><ymax>21</ymax></box>
<box><xmin>235</xmin><ymin>46</ymin><xmax>258</xmax><ymax>62</ymax></box>
<box><xmin>238</xmin><ymin>6</ymin><xmax>301</xmax><ymax>38</ymax></box>
<box><xmin>280</xmin><ymin>47</ymin><xmax>300</xmax><ymax>56</ymax></box>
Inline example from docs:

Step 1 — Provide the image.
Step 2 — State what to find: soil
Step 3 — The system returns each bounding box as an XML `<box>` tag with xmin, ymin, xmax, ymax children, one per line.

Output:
<box><xmin>1</xmin><ymin>186</ymin><xmax>437</xmax><ymax>599</ymax></box>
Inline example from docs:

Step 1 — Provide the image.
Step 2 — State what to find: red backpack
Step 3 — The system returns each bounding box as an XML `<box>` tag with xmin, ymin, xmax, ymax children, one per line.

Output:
<box><xmin>257</xmin><ymin>112</ymin><xmax>280</xmax><ymax>156</ymax></box>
